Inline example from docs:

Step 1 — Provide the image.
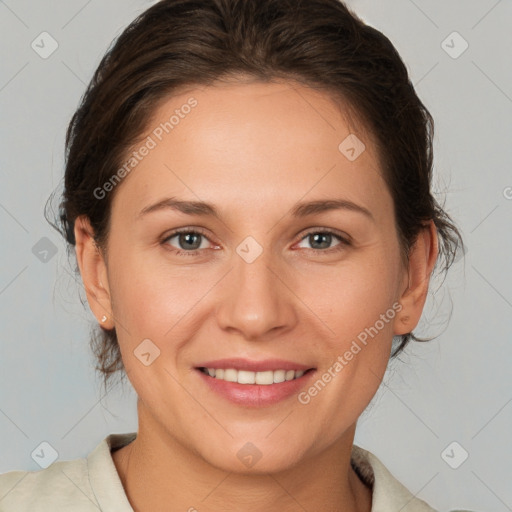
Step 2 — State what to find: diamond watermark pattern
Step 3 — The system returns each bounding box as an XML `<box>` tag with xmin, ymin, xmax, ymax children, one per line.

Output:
<box><xmin>134</xmin><ymin>338</ymin><xmax>161</xmax><ymax>366</ymax></box>
<box><xmin>441</xmin><ymin>31</ymin><xmax>469</xmax><ymax>59</ymax></box>
<box><xmin>441</xmin><ymin>441</ymin><xmax>469</xmax><ymax>469</ymax></box>
<box><xmin>236</xmin><ymin>236</ymin><xmax>263</xmax><ymax>264</ymax></box>
<box><xmin>237</xmin><ymin>442</ymin><xmax>263</xmax><ymax>468</ymax></box>
<box><xmin>32</xmin><ymin>237</ymin><xmax>58</xmax><ymax>263</ymax></box>
<box><xmin>31</xmin><ymin>32</ymin><xmax>59</xmax><ymax>59</ymax></box>
<box><xmin>31</xmin><ymin>441</ymin><xmax>59</xmax><ymax>469</ymax></box>
<box><xmin>338</xmin><ymin>134</ymin><xmax>366</xmax><ymax>161</ymax></box>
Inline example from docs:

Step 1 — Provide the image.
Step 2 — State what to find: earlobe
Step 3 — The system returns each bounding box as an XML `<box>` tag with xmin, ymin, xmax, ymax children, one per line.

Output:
<box><xmin>393</xmin><ymin>221</ymin><xmax>439</xmax><ymax>336</ymax></box>
<box><xmin>74</xmin><ymin>216</ymin><xmax>114</xmax><ymax>329</ymax></box>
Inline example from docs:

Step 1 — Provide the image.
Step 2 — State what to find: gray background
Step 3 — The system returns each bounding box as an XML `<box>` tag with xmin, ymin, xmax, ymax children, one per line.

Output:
<box><xmin>0</xmin><ymin>1</ymin><xmax>511</xmax><ymax>510</ymax></box>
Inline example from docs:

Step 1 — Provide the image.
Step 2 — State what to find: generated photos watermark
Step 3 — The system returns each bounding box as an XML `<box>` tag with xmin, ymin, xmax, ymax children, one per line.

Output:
<box><xmin>297</xmin><ymin>301</ymin><xmax>403</xmax><ymax>405</ymax></box>
<box><xmin>93</xmin><ymin>97</ymin><xmax>198</xmax><ymax>200</ymax></box>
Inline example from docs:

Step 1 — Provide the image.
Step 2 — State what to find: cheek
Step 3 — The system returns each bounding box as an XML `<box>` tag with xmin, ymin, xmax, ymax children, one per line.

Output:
<box><xmin>300</xmin><ymin>282</ymin><xmax>397</xmax><ymax>440</ymax></box>
<box><xmin>297</xmin><ymin>253</ymin><xmax>401</xmax><ymax>338</ymax></box>
<box><xmin>293</xmin><ymin>253</ymin><xmax>401</xmax><ymax>407</ymax></box>
<box><xmin>107</xmin><ymin>250</ymin><xmax>197</xmax><ymax>341</ymax></box>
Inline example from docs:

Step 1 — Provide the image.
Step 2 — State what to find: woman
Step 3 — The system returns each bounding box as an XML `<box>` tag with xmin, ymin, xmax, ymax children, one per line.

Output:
<box><xmin>0</xmin><ymin>0</ymin><xmax>471</xmax><ymax>510</ymax></box>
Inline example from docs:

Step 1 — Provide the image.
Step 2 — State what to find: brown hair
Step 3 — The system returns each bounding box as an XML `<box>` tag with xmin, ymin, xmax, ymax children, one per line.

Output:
<box><xmin>52</xmin><ymin>0</ymin><xmax>463</xmax><ymax>392</ymax></box>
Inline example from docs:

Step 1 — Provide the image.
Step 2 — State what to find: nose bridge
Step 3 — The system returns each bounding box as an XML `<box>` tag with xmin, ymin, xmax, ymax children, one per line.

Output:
<box><xmin>215</xmin><ymin>241</ymin><xmax>296</xmax><ymax>339</ymax></box>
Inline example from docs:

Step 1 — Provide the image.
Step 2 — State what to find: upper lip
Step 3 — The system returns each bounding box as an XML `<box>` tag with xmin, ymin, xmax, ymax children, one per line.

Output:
<box><xmin>195</xmin><ymin>358</ymin><xmax>315</xmax><ymax>372</ymax></box>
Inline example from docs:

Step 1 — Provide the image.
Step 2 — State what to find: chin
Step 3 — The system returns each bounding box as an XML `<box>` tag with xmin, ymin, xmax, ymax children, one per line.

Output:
<box><xmin>197</xmin><ymin>437</ymin><xmax>306</xmax><ymax>475</ymax></box>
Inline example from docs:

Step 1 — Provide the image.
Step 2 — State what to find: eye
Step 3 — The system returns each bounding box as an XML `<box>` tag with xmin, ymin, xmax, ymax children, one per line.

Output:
<box><xmin>162</xmin><ymin>228</ymin><xmax>215</xmax><ymax>256</ymax></box>
<box><xmin>295</xmin><ymin>229</ymin><xmax>350</xmax><ymax>253</ymax></box>
<box><xmin>161</xmin><ymin>227</ymin><xmax>351</xmax><ymax>257</ymax></box>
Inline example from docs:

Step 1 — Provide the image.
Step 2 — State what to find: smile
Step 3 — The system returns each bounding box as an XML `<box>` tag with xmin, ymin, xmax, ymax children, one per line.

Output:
<box><xmin>198</xmin><ymin>367</ymin><xmax>311</xmax><ymax>385</ymax></box>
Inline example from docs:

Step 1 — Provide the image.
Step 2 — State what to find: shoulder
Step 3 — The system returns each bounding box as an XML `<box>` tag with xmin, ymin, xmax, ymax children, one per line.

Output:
<box><xmin>351</xmin><ymin>444</ymin><xmax>478</xmax><ymax>512</ymax></box>
<box><xmin>0</xmin><ymin>457</ymin><xmax>97</xmax><ymax>511</ymax></box>
<box><xmin>351</xmin><ymin>444</ymin><xmax>437</xmax><ymax>511</ymax></box>
<box><xmin>0</xmin><ymin>432</ymin><xmax>136</xmax><ymax>512</ymax></box>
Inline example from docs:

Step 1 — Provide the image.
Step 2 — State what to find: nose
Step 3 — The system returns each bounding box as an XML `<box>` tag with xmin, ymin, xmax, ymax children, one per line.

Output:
<box><xmin>214</xmin><ymin>247</ymin><xmax>298</xmax><ymax>341</ymax></box>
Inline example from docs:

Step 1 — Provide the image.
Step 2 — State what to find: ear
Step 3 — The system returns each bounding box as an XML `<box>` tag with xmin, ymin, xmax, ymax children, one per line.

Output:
<box><xmin>74</xmin><ymin>215</ymin><xmax>114</xmax><ymax>329</ymax></box>
<box><xmin>393</xmin><ymin>220</ymin><xmax>439</xmax><ymax>336</ymax></box>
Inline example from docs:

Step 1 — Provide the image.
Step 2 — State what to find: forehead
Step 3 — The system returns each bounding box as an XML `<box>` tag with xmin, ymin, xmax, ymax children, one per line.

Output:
<box><xmin>147</xmin><ymin>78</ymin><xmax>375</xmax><ymax>156</ymax></box>
<box><xmin>110</xmin><ymin>79</ymin><xmax>390</xmax><ymax>222</ymax></box>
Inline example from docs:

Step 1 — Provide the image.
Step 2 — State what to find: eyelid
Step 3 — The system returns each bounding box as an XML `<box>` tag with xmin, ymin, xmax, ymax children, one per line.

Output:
<box><xmin>296</xmin><ymin>226</ymin><xmax>351</xmax><ymax>243</ymax></box>
<box><xmin>161</xmin><ymin>226</ymin><xmax>218</xmax><ymax>248</ymax></box>
<box><xmin>162</xmin><ymin>226</ymin><xmax>210</xmax><ymax>239</ymax></box>
<box><xmin>293</xmin><ymin>227</ymin><xmax>351</xmax><ymax>251</ymax></box>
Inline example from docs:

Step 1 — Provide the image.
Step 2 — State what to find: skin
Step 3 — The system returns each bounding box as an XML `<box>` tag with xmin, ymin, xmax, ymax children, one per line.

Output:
<box><xmin>75</xmin><ymin>79</ymin><xmax>438</xmax><ymax>512</ymax></box>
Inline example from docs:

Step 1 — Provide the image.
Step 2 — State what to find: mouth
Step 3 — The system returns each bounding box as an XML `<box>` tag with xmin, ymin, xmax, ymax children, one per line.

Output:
<box><xmin>194</xmin><ymin>359</ymin><xmax>317</xmax><ymax>406</ymax></box>
<box><xmin>197</xmin><ymin>367</ymin><xmax>315</xmax><ymax>385</ymax></box>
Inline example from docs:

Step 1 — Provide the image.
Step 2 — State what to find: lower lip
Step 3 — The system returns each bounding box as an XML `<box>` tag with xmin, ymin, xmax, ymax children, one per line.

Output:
<box><xmin>196</xmin><ymin>368</ymin><xmax>316</xmax><ymax>407</ymax></box>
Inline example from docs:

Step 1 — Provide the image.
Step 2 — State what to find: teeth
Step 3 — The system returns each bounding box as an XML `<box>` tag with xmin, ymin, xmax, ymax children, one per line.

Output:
<box><xmin>202</xmin><ymin>368</ymin><xmax>306</xmax><ymax>385</ymax></box>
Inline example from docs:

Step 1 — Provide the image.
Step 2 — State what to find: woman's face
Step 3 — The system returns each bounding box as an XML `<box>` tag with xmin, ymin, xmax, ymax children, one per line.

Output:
<box><xmin>95</xmin><ymin>80</ymin><xmax>410</xmax><ymax>472</ymax></box>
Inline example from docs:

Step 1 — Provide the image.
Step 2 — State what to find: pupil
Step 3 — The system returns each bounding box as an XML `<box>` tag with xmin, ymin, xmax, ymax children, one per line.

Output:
<box><xmin>180</xmin><ymin>233</ymin><xmax>201</xmax><ymax>250</ymax></box>
<box><xmin>311</xmin><ymin>233</ymin><xmax>330</xmax><ymax>249</ymax></box>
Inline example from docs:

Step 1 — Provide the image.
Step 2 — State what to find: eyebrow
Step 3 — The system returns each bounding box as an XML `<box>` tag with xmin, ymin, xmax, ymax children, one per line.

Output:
<box><xmin>138</xmin><ymin>197</ymin><xmax>374</xmax><ymax>221</ymax></box>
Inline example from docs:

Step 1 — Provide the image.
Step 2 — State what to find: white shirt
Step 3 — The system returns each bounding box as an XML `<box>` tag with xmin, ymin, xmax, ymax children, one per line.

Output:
<box><xmin>0</xmin><ymin>432</ymin><xmax>473</xmax><ymax>511</ymax></box>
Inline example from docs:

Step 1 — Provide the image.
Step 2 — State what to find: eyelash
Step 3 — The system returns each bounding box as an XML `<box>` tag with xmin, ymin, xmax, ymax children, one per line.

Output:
<box><xmin>161</xmin><ymin>227</ymin><xmax>351</xmax><ymax>257</ymax></box>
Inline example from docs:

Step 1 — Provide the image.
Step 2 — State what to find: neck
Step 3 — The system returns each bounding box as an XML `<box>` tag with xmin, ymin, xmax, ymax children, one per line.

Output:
<box><xmin>112</xmin><ymin>403</ymin><xmax>372</xmax><ymax>512</ymax></box>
